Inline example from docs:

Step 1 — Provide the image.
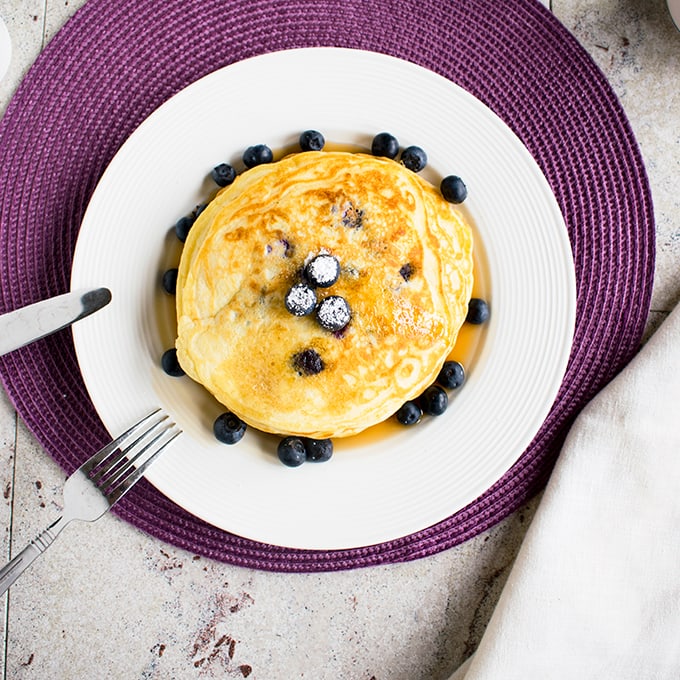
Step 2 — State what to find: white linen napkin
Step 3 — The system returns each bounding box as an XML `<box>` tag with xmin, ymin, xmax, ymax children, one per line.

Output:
<box><xmin>450</xmin><ymin>302</ymin><xmax>680</xmax><ymax>679</ymax></box>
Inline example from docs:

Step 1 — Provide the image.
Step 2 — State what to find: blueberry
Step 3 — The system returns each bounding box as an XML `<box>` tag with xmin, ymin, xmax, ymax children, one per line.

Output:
<box><xmin>304</xmin><ymin>438</ymin><xmax>333</xmax><ymax>462</ymax></box>
<box><xmin>466</xmin><ymin>298</ymin><xmax>490</xmax><ymax>324</ymax></box>
<box><xmin>161</xmin><ymin>348</ymin><xmax>185</xmax><ymax>377</ymax></box>
<box><xmin>316</xmin><ymin>295</ymin><xmax>351</xmax><ymax>332</ymax></box>
<box><xmin>162</xmin><ymin>268</ymin><xmax>178</xmax><ymax>294</ymax></box>
<box><xmin>400</xmin><ymin>146</ymin><xmax>427</xmax><ymax>172</ymax></box>
<box><xmin>440</xmin><ymin>175</ymin><xmax>468</xmax><ymax>203</ymax></box>
<box><xmin>285</xmin><ymin>283</ymin><xmax>317</xmax><ymax>316</ymax></box>
<box><xmin>420</xmin><ymin>385</ymin><xmax>448</xmax><ymax>416</ymax></box>
<box><xmin>340</xmin><ymin>202</ymin><xmax>364</xmax><ymax>229</ymax></box>
<box><xmin>174</xmin><ymin>215</ymin><xmax>194</xmax><ymax>243</ymax></box>
<box><xmin>278</xmin><ymin>437</ymin><xmax>307</xmax><ymax>467</ymax></box>
<box><xmin>299</xmin><ymin>130</ymin><xmax>325</xmax><ymax>151</ymax></box>
<box><xmin>437</xmin><ymin>361</ymin><xmax>465</xmax><ymax>389</ymax></box>
<box><xmin>211</xmin><ymin>162</ymin><xmax>236</xmax><ymax>187</ymax></box>
<box><xmin>371</xmin><ymin>132</ymin><xmax>399</xmax><ymax>159</ymax></box>
<box><xmin>396</xmin><ymin>400</ymin><xmax>422</xmax><ymax>426</ymax></box>
<box><xmin>399</xmin><ymin>263</ymin><xmax>414</xmax><ymax>281</ymax></box>
<box><xmin>213</xmin><ymin>411</ymin><xmax>247</xmax><ymax>444</ymax></box>
<box><xmin>304</xmin><ymin>254</ymin><xmax>340</xmax><ymax>288</ymax></box>
<box><xmin>243</xmin><ymin>144</ymin><xmax>273</xmax><ymax>168</ymax></box>
<box><xmin>292</xmin><ymin>348</ymin><xmax>324</xmax><ymax>376</ymax></box>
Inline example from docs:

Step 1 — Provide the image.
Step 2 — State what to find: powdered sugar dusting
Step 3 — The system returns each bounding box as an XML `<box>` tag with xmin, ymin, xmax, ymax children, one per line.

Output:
<box><xmin>305</xmin><ymin>253</ymin><xmax>340</xmax><ymax>287</ymax></box>
<box><xmin>316</xmin><ymin>295</ymin><xmax>351</xmax><ymax>331</ymax></box>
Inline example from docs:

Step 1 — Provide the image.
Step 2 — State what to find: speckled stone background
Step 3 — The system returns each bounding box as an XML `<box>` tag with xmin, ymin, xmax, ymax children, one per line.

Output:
<box><xmin>0</xmin><ymin>1</ymin><xmax>678</xmax><ymax>678</ymax></box>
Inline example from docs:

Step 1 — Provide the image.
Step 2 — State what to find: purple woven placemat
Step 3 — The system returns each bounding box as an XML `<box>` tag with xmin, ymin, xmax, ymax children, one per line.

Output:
<box><xmin>0</xmin><ymin>0</ymin><xmax>654</xmax><ymax>572</ymax></box>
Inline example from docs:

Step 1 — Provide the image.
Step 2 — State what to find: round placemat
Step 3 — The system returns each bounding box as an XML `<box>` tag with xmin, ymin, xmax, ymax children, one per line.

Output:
<box><xmin>0</xmin><ymin>0</ymin><xmax>654</xmax><ymax>572</ymax></box>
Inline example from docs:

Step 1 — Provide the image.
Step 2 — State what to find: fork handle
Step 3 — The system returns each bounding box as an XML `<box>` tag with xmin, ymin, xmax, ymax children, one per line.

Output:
<box><xmin>0</xmin><ymin>517</ymin><xmax>67</xmax><ymax>595</ymax></box>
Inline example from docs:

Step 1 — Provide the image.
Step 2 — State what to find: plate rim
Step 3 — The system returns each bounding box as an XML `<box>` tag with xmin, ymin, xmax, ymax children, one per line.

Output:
<box><xmin>71</xmin><ymin>47</ymin><xmax>576</xmax><ymax>550</ymax></box>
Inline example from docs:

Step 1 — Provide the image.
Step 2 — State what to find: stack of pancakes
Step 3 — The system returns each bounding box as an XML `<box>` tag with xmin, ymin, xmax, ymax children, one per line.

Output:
<box><xmin>176</xmin><ymin>151</ymin><xmax>474</xmax><ymax>438</ymax></box>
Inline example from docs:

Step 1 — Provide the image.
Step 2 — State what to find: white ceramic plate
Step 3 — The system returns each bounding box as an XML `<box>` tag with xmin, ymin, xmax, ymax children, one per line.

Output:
<box><xmin>71</xmin><ymin>48</ymin><xmax>575</xmax><ymax>550</ymax></box>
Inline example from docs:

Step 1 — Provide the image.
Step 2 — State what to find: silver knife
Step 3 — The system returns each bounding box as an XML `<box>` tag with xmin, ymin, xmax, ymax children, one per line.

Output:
<box><xmin>0</xmin><ymin>288</ymin><xmax>111</xmax><ymax>356</ymax></box>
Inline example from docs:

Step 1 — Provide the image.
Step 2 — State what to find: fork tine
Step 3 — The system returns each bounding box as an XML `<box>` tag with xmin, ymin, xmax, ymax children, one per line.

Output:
<box><xmin>104</xmin><ymin>427</ymin><xmax>182</xmax><ymax>505</ymax></box>
<box><xmin>90</xmin><ymin>412</ymin><xmax>170</xmax><ymax>486</ymax></box>
<box><xmin>80</xmin><ymin>408</ymin><xmax>163</xmax><ymax>477</ymax></box>
<box><xmin>98</xmin><ymin>419</ymin><xmax>173</xmax><ymax>490</ymax></box>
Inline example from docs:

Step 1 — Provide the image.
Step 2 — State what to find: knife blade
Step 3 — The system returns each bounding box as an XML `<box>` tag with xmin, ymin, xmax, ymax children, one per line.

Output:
<box><xmin>0</xmin><ymin>288</ymin><xmax>111</xmax><ymax>356</ymax></box>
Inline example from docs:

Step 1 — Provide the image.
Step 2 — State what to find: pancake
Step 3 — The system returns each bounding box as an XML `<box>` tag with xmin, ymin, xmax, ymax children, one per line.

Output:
<box><xmin>175</xmin><ymin>151</ymin><xmax>474</xmax><ymax>438</ymax></box>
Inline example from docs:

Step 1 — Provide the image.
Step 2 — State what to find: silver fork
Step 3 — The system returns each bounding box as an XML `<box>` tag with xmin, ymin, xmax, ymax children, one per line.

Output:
<box><xmin>0</xmin><ymin>408</ymin><xmax>181</xmax><ymax>595</ymax></box>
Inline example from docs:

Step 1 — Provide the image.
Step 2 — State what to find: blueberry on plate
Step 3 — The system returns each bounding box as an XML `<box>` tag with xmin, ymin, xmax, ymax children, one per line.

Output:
<box><xmin>304</xmin><ymin>253</ymin><xmax>340</xmax><ymax>288</ymax></box>
<box><xmin>396</xmin><ymin>400</ymin><xmax>422</xmax><ymax>426</ymax></box>
<box><xmin>161</xmin><ymin>348</ymin><xmax>185</xmax><ymax>377</ymax></box>
<box><xmin>316</xmin><ymin>295</ymin><xmax>351</xmax><ymax>332</ymax></box>
<box><xmin>174</xmin><ymin>214</ymin><xmax>195</xmax><ymax>243</ymax></box>
<box><xmin>278</xmin><ymin>437</ymin><xmax>307</xmax><ymax>467</ymax></box>
<box><xmin>213</xmin><ymin>411</ymin><xmax>247</xmax><ymax>445</ymax></box>
<box><xmin>285</xmin><ymin>283</ymin><xmax>317</xmax><ymax>316</ymax></box>
<box><xmin>437</xmin><ymin>361</ymin><xmax>465</xmax><ymax>389</ymax></box>
<box><xmin>299</xmin><ymin>129</ymin><xmax>325</xmax><ymax>152</ymax></box>
<box><xmin>440</xmin><ymin>175</ymin><xmax>468</xmax><ymax>203</ymax></box>
<box><xmin>466</xmin><ymin>298</ymin><xmax>490</xmax><ymax>324</ymax></box>
<box><xmin>211</xmin><ymin>162</ymin><xmax>236</xmax><ymax>187</ymax></box>
<box><xmin>304</xmin><ymin>438</ymin><xmax>333</xmax><ymax>462</ymax></box>
<box><xmin>371</xmin><ymin>132</ymin><xmax>399</xmax><ymax>159</ymax></box>
<box><xmin>243</xmin><ymin>144</ymin><xmax>273</xmax><ymax>168</ymax></box>
<box><xmin>420</xmin><ymin>385</ymin><xmax>448</xmax><ymax>416</ymax></box>
<box><xmin>162</xmin><ymin>268</ymin><xmax>178</xmax><ymax>295</ymax></box>
<box><xmin>400</xmin><ymin>146</ymin><xmax>427</xmax><ymax>172</ymax></box>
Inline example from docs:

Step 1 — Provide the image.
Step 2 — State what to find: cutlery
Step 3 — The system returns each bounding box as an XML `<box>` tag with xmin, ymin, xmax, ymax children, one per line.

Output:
<box><xmin>0</xmin><ymin>409</ymin><xmax>181</xmax><ymax>594</ymax></box>
<box><xmin>0</xmin><ymin>287</ymin><xmax>111</xmax><ymax>356</ymax></box>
